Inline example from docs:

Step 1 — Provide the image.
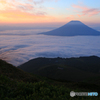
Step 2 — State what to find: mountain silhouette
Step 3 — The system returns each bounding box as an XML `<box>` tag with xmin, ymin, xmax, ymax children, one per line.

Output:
<box><xmin>39</xmin><ymin>20</ymin><xmax>100</xmax><ymax>36</ymax></box>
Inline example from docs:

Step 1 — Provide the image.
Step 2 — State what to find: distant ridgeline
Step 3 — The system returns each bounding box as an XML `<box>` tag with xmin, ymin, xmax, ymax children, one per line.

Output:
<box><xmin>18</xmin><ymin>56</ymin><xmax>100</xmax><ymax>82</ymax></box>
<box><xmin>38</xmin><ymin>21</ymin><xmax>100</xmax><ymax>36</ymax></box>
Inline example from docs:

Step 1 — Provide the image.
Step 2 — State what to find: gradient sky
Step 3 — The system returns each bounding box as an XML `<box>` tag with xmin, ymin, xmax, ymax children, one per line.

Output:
<box><xmin>0</xmin><ymin>0</ymin><xmax>100</xmax><ymax>25</ymax></box>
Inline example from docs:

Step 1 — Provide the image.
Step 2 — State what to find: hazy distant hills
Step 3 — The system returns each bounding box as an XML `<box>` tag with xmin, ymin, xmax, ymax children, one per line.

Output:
<box><xmin>39</xmin><ymin>21</ymin><xmax>100</xmax><ymax>36</ymax></box>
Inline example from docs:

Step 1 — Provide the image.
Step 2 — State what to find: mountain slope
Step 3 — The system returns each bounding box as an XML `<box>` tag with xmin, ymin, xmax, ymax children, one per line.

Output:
<box><xmin>18</xmin><ymin>56</ymin><xmax>100</xmax><ymax>82</ymax></box>
<box><xmin>0</xmin><ymin>59</ymin><xmax>38</xmax><ymax>82</ymax></box>
<box><xmin>0</xmin><ymin>59</ymin><xmax>100</xmax><ymax>100</ymax></box>
<box><xmin>35</xmin><ymin>64</ymin><xmax>100</xmax><ymax>82</ymax></box>
<box><xmin>39</xmin><ymin>21</ymin><xmax>100</xmax><ymax>36</ymax></box>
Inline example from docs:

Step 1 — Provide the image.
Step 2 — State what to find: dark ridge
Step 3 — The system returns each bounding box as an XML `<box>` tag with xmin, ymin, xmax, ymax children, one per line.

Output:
<box><xmin>18</xmin><ymin>56</ymin><xmax>100</xmax><ymax>82</ymax></box>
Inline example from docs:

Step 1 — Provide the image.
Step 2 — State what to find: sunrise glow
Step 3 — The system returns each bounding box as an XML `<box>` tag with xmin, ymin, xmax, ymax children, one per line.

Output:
<box><xmin>0</xmin><ymin>0</ymin><xmax>100</xmax><ymax>24</ymax></box>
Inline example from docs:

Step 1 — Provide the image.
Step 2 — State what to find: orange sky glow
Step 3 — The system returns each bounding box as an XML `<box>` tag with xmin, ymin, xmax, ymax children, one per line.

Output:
<box><xmin>0</xmin><ymin>0</ymin><xmax>100</xmax><ymax>25</ymax></box>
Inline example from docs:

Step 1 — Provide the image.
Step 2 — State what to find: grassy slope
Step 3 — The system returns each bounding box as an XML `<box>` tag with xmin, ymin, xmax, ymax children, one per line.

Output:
<box><xmin>18</xmin><ymin>56</ymin><xmax>100</xmax><ymax>82</ymax></box>
<box><xmin>36</xmin><ymin>64</ymin><xmax>100</xmax><ymax>82</ymax></box>
<box><xmin>0</xmin><ymin>59</ymin><xmax>100</xmax><ymax>100</ymax></box>
<box><xmin>18</xmin><ymin>56</ymin><xmax>100</xmax><ymax>73</ymax></box>
<box><xmin>0</xmin><ymin>59</ymin><xmax>38</xmax><ymax>82</ymax></box>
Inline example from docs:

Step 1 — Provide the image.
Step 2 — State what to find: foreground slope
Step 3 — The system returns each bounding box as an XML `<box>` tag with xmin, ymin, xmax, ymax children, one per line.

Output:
<box><xmin>39</xmin><ymin>21</ymin><xmax>100</xmax><ymax>36</ymax></box>
<box><xmin>0</xmin><ymin>59</ymin><xmax>100</xmax><ymax>100</ymax></box>
<box><xmin>0</xmin><ymin>59</ymin><xmax>38</xmax><ymax>82</ymax></box>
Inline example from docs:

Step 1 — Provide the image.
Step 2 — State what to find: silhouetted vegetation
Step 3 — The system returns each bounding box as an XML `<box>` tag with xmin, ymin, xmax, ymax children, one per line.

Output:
<box><xmin>0</xmin><ymin>58</ymin><xmax>100</xmax><ymax>100</ymax></box>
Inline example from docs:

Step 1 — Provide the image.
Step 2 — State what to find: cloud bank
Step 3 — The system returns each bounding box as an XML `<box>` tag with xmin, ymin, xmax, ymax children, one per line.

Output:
<box><xmin>0</xmin><ymin>33</ymin><xmax>100</xmax><ymax>66</ymax></box>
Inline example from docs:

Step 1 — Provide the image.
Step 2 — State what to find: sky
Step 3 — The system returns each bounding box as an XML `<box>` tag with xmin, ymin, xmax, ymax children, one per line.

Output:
<box><xmin>0</xmin><ymin>0</ymin><xmax>100</xmax><ymax>27</ymax></box>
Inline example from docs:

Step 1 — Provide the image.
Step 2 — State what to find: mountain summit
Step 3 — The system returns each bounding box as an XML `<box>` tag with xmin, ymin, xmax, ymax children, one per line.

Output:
<box><xmin>39</xmin><ymin>20</ymin><xmax>100</xmax><ymax>36</ymax></box>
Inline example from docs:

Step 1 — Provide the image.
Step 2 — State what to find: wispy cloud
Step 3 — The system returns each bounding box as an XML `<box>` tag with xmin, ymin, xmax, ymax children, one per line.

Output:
<box><xmin>28</xmin><ymin>0</ymin><xmax>59</xmax><ymax>5</ymax></box>
<box><xmin>82</xmin><ymin>8</ymin><xmax>100</xmax><ymax>16</ymax></box>
<box><xmin>0</xmin><ymin>0</ymin><xmax>59</xmax><ymax>14</ymax></box>
<box><xmin>0</xmin><ymin>0</ymin><xmax>59</xmax><ymax>23</ymax></box>
<box><xmin>72</xmin><ymin>4</ymin><xmax>100</xmax><ymax>17</ymax></box>
<box><xmin>0</xmin><ymin>0</ymin><xmax>49</xmax><ymax>23</ymax></box>
<box><xmin>0</xmin><ymin>0</ymin><xmax>37</xmax><ymax>14</ymax></box>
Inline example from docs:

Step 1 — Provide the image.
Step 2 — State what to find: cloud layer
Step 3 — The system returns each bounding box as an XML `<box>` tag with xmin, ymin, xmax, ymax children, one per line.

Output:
<box><xmin>0</xmin><ymin>31</ymin><xmax>100</xmax><ymax>66</ymax></box>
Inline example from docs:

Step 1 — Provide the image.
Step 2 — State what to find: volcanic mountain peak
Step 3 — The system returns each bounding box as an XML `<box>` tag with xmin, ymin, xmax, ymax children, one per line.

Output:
<box><xmin>68</xmin><ymin>20</ymin><xmax>81</xmax><ymax>23</ymax></box>
<box><xmin>65</xmin><ymin>20</ymin><xmax>84</xmax><ymax>25</ymax></box>
<box><xmin>39</xmin><ymin>20</ymin><xmax>100</xmax><ymax>36</ymax></box>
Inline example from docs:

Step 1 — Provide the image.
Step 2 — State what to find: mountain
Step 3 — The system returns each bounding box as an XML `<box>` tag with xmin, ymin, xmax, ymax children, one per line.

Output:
<box><xmin>39</xmin><ymin>20</ymin><xmax>100</xmax><ymax>36</ymax></box>
<box><xmin>18</xmin><ymin>56</ymin><xmax>100</xmax><ymax>82</ymax></box>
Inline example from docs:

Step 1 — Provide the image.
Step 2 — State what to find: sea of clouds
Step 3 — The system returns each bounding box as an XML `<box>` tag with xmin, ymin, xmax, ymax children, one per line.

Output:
<box><xmin>0</xmin><ymin>29</ymin><xmax>100</xmax><ymax>66</ymax></box>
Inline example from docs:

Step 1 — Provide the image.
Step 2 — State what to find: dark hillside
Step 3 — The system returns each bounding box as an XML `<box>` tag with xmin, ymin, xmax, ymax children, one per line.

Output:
<box><xmin>34</xmin><ymin>64</ymin><xmax>99</xmax><ymax>82</ymax></box>
<box><xmin>0</xmin><ymin>59</ymin><xmax>100</xmax><ymax>100</ymax></box>
<box><xmin>0</xmin><ymin>59</ymin><xmax>38</xmax><ymax>82</ymax></box>
<box><xmin>18</xmin><ymin>56</ymin><xmax>100</xmax><ymax>82</ymax></box>
<box><xmin>18</xmin><ymin>56</ymin><xmax>100</xmax><ymax>73</ymax></box>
